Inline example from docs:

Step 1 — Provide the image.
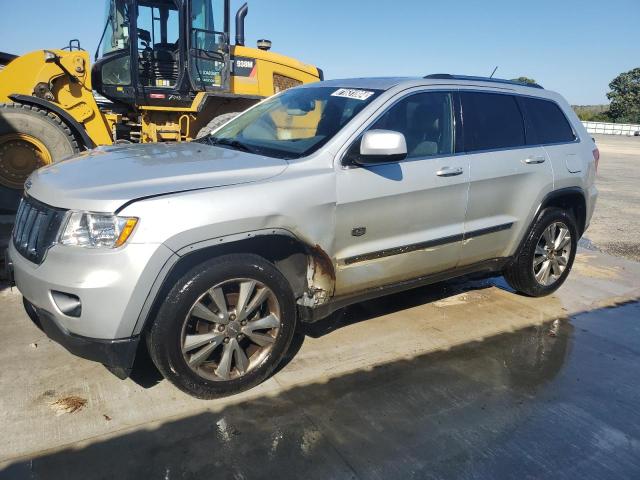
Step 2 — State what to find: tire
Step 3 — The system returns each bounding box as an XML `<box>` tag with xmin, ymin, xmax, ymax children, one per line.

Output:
<box><xmin>0</xmin><ymin>103</ymin><xmax>79</xmax><ymax>190</ymax></box>
<box><xmin>146</xmin><ymin>254</ymin><xmax>297</xmax><ymax>399</ymax></box>
<box><xmin>503</xmin><ymin>207</ymin><xmax>578</xmax><ymax>297</ymax></box>
<box><xmin>196</xmin><ymin>112</ymin><xmax>240</xmax><ymax>139</ymax></box>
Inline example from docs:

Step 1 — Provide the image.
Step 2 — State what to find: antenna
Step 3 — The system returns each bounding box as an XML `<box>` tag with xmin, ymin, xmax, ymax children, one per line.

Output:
<box><xmin>489</xmin><ymin>66</ymin><xmax>499</xmax><ymax>79</ymax></box>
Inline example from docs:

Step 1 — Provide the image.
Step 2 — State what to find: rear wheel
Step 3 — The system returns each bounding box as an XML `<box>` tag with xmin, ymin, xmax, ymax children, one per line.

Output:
<box><xmin>503</xmin><ymin>208</ymin><xmax>578</xmax><ymax>297</ymax></box>
<box><xmin>146</xmin><ymin>254</ymin><xmax>297</xmax><ymax>399</ymax></box>
<box><xmin>196</xmin><ymin>112</ymin><xmax>240</xmax><ymax>139</ymax></box>
<box><xmin>0</xmin><ymin>103</ymin><xmax>79</xmax><ymax>190</ymax></box>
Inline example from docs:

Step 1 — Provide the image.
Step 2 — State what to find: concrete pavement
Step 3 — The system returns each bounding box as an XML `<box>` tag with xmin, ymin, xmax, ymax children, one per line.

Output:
<box><xmin>587</xmin><ymin>134</ymin><xmax>640</xmax><ymax>261</ymax></box>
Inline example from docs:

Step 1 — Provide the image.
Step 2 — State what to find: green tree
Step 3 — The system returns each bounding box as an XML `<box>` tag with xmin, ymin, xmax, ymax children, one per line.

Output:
<box><xmin>573</xmin><ymin>105</ymin><xmax>611</xmax><ymax>122</ymax></box>
<box><xmin>607</xmin><ymin>68</ymin><xmax>640</xmax><ymax>123</ymax></box>
<box><xmin>511</xmin><ymin>76</ymin><xmax>538</xmax><ymax>85</ymax></box>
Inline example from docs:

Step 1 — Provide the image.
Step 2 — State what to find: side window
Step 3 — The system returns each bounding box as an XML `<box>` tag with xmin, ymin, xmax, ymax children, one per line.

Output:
<box><xmin>521</xmin><ymin>97</ymin><xmax>576</xmax><ymax>144</ymax></box>
<box><xmin>371</xmin><ymin>91</ymin><xmax>455</xmax><ymax>159</ymax></box>
<box><xmin>461</xmin><ymin>92</ymin><xmax>525</xmax><ymax>152</ymax></box>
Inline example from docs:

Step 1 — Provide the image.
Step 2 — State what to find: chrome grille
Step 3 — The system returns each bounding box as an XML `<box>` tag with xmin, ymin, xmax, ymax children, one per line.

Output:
<box><xmin>12</xmin><ymin>197</ymin><xmax>66</xmax><ymax>264</ymax></box>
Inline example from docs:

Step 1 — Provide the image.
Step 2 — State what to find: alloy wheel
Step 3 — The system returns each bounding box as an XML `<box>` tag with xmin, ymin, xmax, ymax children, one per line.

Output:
<box><xmin>532</xmin><ymin>222</ymin><xmax>572</xmax><ymax>287</ymax></box>
<box><xmin>180</xmin><ymin>278</ymin><xmax>281</xmax><ymax>381</ymax></box>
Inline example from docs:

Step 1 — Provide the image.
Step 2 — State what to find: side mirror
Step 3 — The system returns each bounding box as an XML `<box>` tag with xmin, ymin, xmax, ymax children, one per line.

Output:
<box><xmin>356</xmin><ymin>129</ymin><xmax>407</xmax><ymax>165</ymax></box>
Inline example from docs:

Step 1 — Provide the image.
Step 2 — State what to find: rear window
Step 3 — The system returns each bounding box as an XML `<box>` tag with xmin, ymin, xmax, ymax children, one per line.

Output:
<box><xmin>520</xmin><ymin>97</ymin><xmax>576</xmax><ymax>145</ymax></box>
<box><xmin>461</xmin><ymin>92</ymin><xmax>525</xmax><ymax>152</ymax></box>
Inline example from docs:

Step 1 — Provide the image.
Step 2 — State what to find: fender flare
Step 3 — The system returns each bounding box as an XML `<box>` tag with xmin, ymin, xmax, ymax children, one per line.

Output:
<box><xmin>512</xmin><ymin>186</ymin><xmax>587</xmax><ymax>259</ymax></box>
<box><xmin>130</xmin><ymin>229</ymin><xmax>336</xmax><ymax>336</ymax></box>
<box><xmin>8</xmin><ymin>94</ymin><xmax>95</xmax><ymax>149</ymax></box>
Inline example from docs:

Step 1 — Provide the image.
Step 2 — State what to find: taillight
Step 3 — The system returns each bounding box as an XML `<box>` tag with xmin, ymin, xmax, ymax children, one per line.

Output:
<box><xmin>592</xmin><ymin>148</ymin><xmax>600</xmax><ymax>172</ymax></box>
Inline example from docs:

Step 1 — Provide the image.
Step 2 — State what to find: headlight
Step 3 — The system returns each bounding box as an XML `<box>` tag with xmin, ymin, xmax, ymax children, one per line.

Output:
<box><xmin>59</xmin><ymin>212</ymin><xmax>138</xmax><ymax>248</ymax></box>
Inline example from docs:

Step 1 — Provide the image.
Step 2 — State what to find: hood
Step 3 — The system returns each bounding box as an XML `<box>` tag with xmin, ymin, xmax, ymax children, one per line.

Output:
<box><xmin>26</xmin><ymin>142</ymin><xmax>288</xmax><ymax>212</ymax></box>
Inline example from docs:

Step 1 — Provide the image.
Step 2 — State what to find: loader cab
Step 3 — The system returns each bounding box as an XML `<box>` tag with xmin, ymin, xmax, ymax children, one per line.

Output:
<box><xmin>93</xmin><ymin>0</ymin><xmax>231</xmax><ymax>107</ymax></box>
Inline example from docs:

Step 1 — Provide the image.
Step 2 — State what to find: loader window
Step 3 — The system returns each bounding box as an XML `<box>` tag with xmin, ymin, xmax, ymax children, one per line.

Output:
<box><xmin>136</xmin><ymin>1</ymin><xmax>180</xmax><ymax>88</ymax></box>
<box><xmin>102</xmin><ymin>0</ymin><xmax>131</xmax><ymax>55</ymax></box>
<box><xmin>190</xmin><ymin>0</ymin><xmax>227</xmax><ymax>89</ymax></box>
<box><xmin>191</xmin><ymin>0</ymin><xmax>224</xmax><ymax>33</ymax></box>
<box><xmin>208</xmin><ymin>86</ymin><xmax>383</xmax><ymax>159</ymax></box>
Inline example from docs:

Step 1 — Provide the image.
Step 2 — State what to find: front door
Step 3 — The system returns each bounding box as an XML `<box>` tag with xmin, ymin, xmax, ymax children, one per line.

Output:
<box><xmin>334</xmin><ymin>90</ymin><xmax>470</xmax><ymax>296</ymax></box>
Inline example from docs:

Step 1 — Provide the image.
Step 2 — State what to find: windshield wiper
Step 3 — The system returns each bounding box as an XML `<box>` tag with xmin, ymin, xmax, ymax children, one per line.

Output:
<box><xmin>206</xmin><ymin>137</ymin><xmax>256</xmax><ymax>154</ymax></box>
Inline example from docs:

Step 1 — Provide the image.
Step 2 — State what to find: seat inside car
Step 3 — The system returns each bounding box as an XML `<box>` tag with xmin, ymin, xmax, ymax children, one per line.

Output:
<box><xmin>407</xmin><ymin>103</ymin><xmax>441</xmax><ymax>157</ymax></box>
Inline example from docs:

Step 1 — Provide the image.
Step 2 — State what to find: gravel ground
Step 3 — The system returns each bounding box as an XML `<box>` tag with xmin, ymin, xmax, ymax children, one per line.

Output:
<box><xmin>585</xmin><ymin>134</ymin><xmax>640</xmax><ymax>262</ymax></box>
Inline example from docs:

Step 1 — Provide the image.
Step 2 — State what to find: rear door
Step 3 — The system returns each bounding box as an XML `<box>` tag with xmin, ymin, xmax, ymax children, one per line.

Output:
<box><xmin>459</xmin><ymin>90</ymin><xmax>554</xmax><ymax>265</ymax></box>
<box><xmin>518</xmin><ymin>96</ymin><xmax>581</xmax><ymax>191</ymax></box>
<box><xmin>334</xmin><ymin>90</ymin><xmax>469</xmax><ymax>295</ymax></box>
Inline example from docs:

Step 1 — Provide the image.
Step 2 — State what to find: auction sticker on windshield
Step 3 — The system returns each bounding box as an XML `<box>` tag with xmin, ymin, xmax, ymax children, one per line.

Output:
<box><xmin>331</xmin><ymin>88</ymin><xmax>375</xmax><ymax>101</ymax></box>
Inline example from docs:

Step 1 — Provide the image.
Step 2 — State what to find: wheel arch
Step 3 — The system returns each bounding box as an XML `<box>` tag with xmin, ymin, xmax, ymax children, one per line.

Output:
<box><xmin>513</xmin><ymin>186</ymin><xmax>587</xmax><ymax>260</ymax></box>
<box><xmin>133</xmin><ymin>230</ymin><xmax>335</xmax><ymax>336</ymax></box>
<box><xmin>539</xmin><ymin>187</ymin><xmax>587</xmax><ymax>237</ymax></box>
<box><xmin>8</xmin><ymin>94</ymin><xmax>95</xmax><ymax>150</ymax></box>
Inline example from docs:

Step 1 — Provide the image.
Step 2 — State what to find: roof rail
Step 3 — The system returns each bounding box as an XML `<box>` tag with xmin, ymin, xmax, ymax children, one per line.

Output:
<box><xmin>424</xmin><ymin>74</ymin><xmax>544</xmax><ymax>89</ymax></box>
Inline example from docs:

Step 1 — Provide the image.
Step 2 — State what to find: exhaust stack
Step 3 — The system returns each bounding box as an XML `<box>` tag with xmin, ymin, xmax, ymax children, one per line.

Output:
<box><xmin>235</xmin><ymin>3</ymin><xmax>248</xmax><ymax>46</ymax></box>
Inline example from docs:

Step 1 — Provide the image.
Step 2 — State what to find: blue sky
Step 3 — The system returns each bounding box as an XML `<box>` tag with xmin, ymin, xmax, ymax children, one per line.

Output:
<box><xmin>1</xmin><ymin>0</ymin><xmax>638</xmax><ymax>104</ymax></box>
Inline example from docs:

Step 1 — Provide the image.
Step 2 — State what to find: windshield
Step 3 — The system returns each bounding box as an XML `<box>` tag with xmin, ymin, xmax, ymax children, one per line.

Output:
<box><xmin>102</xmin><ymin>0</ymin><xmax>131</xmax><ymax>55</ymax></box>
<box><xmin>207</xmin><ymin>87</ymin><xmax>383</xmax><ymax>159</ymax></box>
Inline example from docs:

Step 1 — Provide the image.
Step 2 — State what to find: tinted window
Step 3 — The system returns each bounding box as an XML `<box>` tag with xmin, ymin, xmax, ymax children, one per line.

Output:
<box><xmin>371</xmin><ymin>91</ymin><xmax>454</xmax><ymax>159</ymax></box>
<box><xmin>521</xmin><ymin>97</ymin><xmax>576</xmax><ymax>144</ymax></box>
<box><xmin>461</xmin><ymin>92</ymin><xmax>525</xmax><ymax>152</ymax></box>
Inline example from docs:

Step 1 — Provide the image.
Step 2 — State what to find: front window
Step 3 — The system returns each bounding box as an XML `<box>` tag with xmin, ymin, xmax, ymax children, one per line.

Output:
<box><xmin>206</xmin><ymin>87</ymin><xmax>383</xmax><ymax>159</ymax></box>
<box><xmin>102</xmin><ymin>0</ymin><xmax>131</xmax><ymax>56</ymax></box>
<box><xmin>371</xmin><ymin>91</ymin><xmax>455</xmax><ymax>158</ymax></box>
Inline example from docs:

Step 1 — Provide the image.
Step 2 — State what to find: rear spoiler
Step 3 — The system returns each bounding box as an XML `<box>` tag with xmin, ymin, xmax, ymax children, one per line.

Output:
<box><xmin>0</xmin><ymin>51</ymin><xmax>17</xmax><ymax>67</ymax></box>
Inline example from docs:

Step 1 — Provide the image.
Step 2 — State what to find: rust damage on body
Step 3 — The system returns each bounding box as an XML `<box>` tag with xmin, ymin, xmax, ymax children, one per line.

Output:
<box><xmin>300</xmin><ymin>244</ymin><xmax>336</xmax><ymax>307</ymax></box>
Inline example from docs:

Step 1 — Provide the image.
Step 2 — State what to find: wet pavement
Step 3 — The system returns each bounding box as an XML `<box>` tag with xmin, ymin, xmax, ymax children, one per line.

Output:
<box><xmin>1</xmin><ymin>300</ymin><xmax>639</xmax><ymax>479</ymax></box>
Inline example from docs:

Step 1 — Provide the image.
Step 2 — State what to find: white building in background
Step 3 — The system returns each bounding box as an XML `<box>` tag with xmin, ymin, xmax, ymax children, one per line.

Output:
<box><xmin>583</xmin><ymin>121</ymin><xmax>640</xmax><ymax>136</ymax></box>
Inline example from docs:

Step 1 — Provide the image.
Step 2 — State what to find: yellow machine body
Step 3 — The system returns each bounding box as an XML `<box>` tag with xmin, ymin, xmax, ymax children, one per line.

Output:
<box><xmin>0</xmin><ymin>50</ymin><xmax>113</xmax><ymax>146</ymax></box>
<box><xmin>0</xmin><ymin>45</ymin><xmax>320</xmax><ymax>144</ymax></box>
<box><xmin>0</xmin><ymin>45</ymin><xmax>321</xmax><ymax>197</ymax></box>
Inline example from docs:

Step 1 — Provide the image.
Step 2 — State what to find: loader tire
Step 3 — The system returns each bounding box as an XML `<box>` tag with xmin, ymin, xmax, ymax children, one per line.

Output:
<box><xmin>0</xmin><ymin>103</ymin><xmax>79</xmax><ymax>190</ymax></box>
<box><xmin>196</xmin><ymin>112</ymin><xmax>240</xmax><ymax>139</ymax></box>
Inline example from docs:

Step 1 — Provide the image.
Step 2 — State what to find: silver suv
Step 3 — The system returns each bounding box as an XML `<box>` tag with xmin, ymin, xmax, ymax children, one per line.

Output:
<box><xmin>7</xmin><ymin>75</ymin><xmax>598</xmax><ymax>398</ymax></box>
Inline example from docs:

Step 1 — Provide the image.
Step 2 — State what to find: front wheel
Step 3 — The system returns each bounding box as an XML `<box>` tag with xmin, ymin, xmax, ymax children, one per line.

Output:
<box><xmin>503</xmin><ymin>208</ymin><xmax>578</xmax><ymax>297</ymax></box>
<box><xmin>146</xmin><ymin>254</ymin><xmax>297</xmax><ymax>399</ymax></box>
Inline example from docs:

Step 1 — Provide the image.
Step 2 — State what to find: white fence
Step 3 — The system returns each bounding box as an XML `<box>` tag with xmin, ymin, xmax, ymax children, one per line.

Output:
<box><xmin>582</xmin><ymin>121</ymin><xmax>640</xmax><ymax>136</ymax></box>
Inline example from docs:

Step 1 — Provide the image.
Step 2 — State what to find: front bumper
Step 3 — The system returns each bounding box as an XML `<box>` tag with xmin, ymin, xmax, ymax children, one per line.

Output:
<box><xmin>26</xmin><ymin>299</ymin><xmax>139</xmax><ymax>377</ymax></box>
<box><xmin>8</xmin><ymin>240</ymin><xmax>174</xmax><ymax>340</ymax></box>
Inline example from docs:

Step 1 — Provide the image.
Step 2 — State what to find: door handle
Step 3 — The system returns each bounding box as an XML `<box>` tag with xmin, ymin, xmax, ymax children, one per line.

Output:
<box><xmin>436</xmin><ymin>166</ymin><xmax>464</xmax><ymax>177</ymax></box>
<box><xmin>524</xmin><ymin>155</ymin><xmax>546</xmax><ymax>164</ymax></box>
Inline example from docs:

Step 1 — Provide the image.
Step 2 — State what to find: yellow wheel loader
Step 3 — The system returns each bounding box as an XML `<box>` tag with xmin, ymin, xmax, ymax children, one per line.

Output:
<box><xmin>0</xmin><ymin>0</ymin><xmax>322</xmax><ymax>212</ymax></box>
